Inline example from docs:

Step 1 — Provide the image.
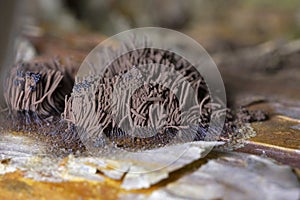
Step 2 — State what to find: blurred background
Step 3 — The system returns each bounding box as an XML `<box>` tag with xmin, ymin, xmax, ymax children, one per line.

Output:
<box><xmin>25</xmin><ymin>0</ymin><xmax>300</xmax><ymax>53</ymax></box>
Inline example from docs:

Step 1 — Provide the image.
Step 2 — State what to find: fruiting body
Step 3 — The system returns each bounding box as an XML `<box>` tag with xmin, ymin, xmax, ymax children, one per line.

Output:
<box><xmin>64</xmin><ymin>48</ymin><xmax>218</xmax><ymax>150</ymax></box>
<box><xmin>4</xmin><ymin>58</ymin><xmax>74</xmax><ymax>125</ymax></box>
<box><xmin>2</xmin><ymin>50</ymin><xmax>265</xmax><ymax>153</ymax></box>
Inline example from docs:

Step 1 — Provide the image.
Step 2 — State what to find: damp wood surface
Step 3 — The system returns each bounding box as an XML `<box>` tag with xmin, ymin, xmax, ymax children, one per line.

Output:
<box><xmin>0</xmin><ymin>33</ymin><xmax>300</xmax><ymax>199</ymax></box>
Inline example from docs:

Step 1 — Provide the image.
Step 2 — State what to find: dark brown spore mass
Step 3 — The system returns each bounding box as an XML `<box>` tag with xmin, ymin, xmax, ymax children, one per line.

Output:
<box><xmin>2</xmin><ymin>49</ymin><xmax>267</xmax><ymax>154</ymax></box>
<box><xmin>4</xmin><ymin>58</ymin><xmax>74</xmax><ymax>125</ymax></box>
<box><xmin>1</xmin><ymin>58</ymin><xmax>84</xmax><ymax>154</ymax></box>
<box><xmin>65</xmin><ymin>48</ymin><xmax>268</xmax><ymax>151</ymax></box>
